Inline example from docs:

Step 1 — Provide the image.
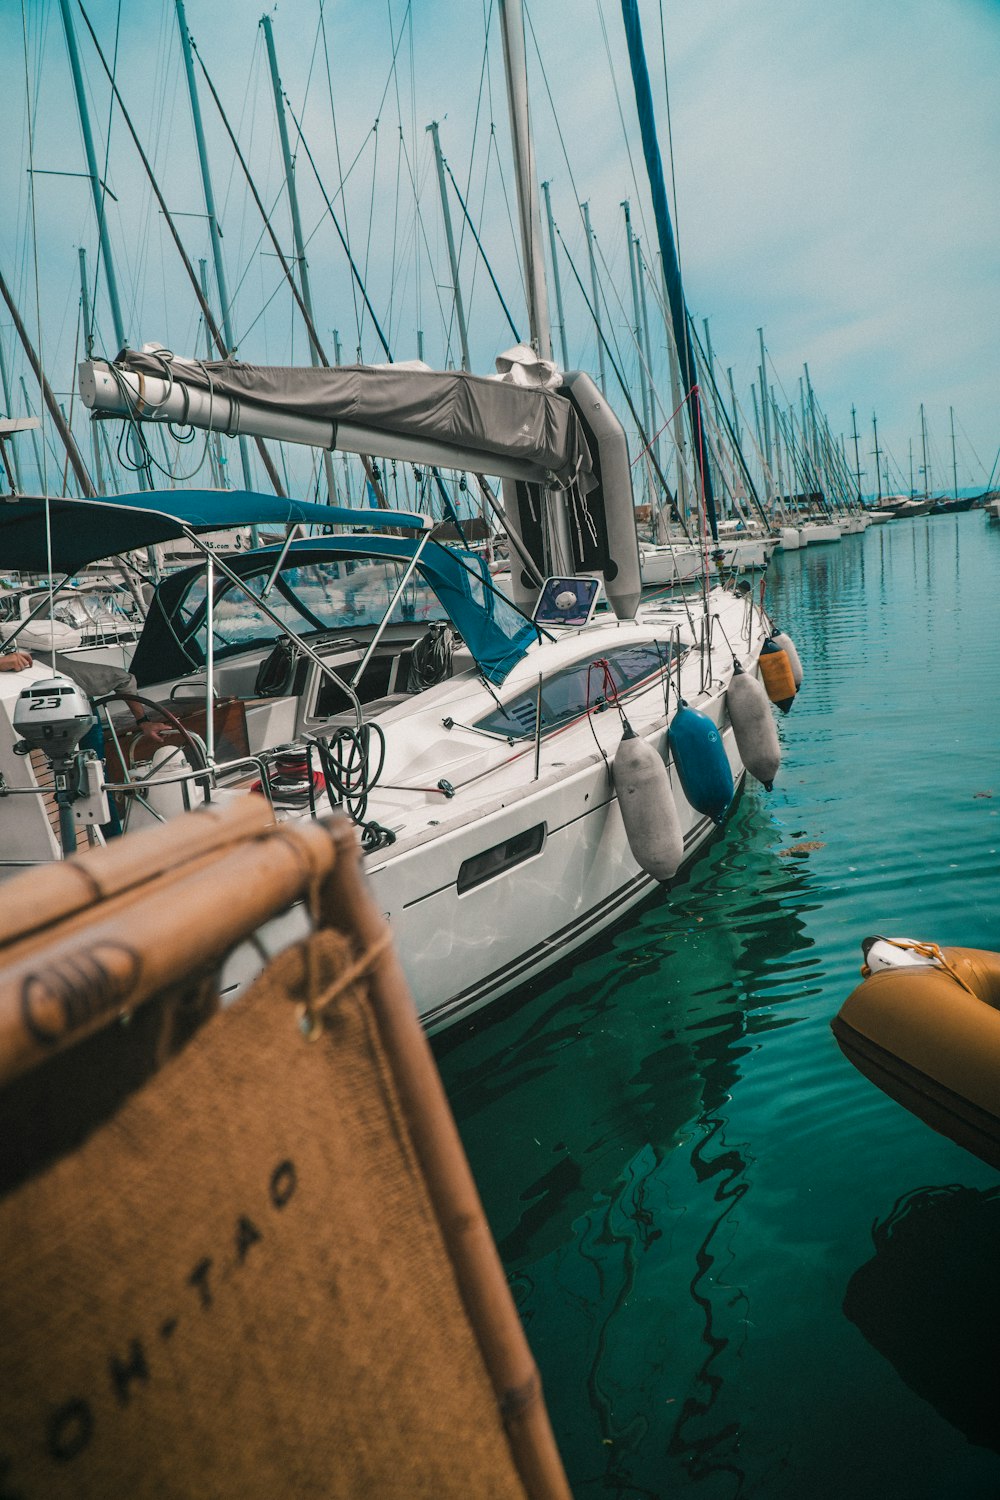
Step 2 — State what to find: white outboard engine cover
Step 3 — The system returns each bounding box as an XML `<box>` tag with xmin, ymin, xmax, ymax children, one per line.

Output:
<box><xmin>13</xmin><ymin>675</ymin><xmax>94</xmax><ymax>759</ymax></box>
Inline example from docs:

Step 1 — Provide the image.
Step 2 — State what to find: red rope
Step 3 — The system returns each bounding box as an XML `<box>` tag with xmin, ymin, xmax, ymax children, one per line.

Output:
<box><xmin>586</xmin><ymin>657</ymin><xmax>622</xmax><ymax>713</ymax></box>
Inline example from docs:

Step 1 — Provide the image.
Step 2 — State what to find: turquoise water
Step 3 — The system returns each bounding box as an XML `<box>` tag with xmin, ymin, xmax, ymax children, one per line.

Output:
<box><xmin>434</xmin><ymin>511</ymin><xmax>1000</xmax><ymax>1500</ymax></box>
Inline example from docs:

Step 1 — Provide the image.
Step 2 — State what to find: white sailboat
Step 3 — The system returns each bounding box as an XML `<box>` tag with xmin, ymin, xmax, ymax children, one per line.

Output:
<box><xmin>0</xmin><ymin>0</ymin><xmax>792</xmax><ymax>1032</ymax></box>
<box><xmin>0</xmin><ymin>339</ymin><xmax>784</xmax><ymax>1033</ymax></box>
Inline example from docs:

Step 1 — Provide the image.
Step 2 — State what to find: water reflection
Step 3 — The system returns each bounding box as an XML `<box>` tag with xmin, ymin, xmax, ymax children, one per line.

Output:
<box><xmin>436</xmin><ymin>515</ymin><xmax>1000</xmax><ymax>1497</ymax></box>
<box><xmin>843</xmin><ymin>1184</ymin><xmax>1000</xmax><ymax>1453</ymax></box>
<box><xmin>437</xmin><ymin>794</ymin><xmax>817</xmax><ymax>1496</ymax></box>
<box><xmin>665</xmin><ymin>1115</ymin><xmax>751</xmax><ymax>1495</ymax></box>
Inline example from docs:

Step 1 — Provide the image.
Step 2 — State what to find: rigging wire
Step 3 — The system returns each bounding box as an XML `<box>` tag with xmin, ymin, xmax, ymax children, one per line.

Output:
<box><xmin>522</xmin><ymin>0</ymin><xmax>671</xmax><ymax>456</ymax></box>
<box><xmin>319</xmin><ymin>0</ymin><xmax>361</xmax><ymax>344</ymax></box>
<box><xmin>20</xmin><ymin>0</ymin><xmax>55</xmax><ymax>651</ymax></box>
<box><xmin>444</xmin><ymin>159</ymin><xmax>520</xmax><ymax>341</ymax></box>
<box><xmin>657</xmin><ymin>0</ymin><xmax>683</xmax><ymax>273</ymax></box>
<box><xmin>452</xmin><ymin>3</ymin><xmax>492</xmax><ymax>340</ymax></box>
<box><xmin>591</xmin><ymin>0</ymin><xmax>654</xmax><ymax>262</ymax></box>
<box><xmin>192</xmin><ymin>44</ymin><xmax>328</xmax><ymax>364</ymax></box>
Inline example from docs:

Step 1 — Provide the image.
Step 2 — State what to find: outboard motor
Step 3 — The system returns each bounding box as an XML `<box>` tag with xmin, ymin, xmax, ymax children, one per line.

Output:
<box><xmin>13</xmin><ymin>674</ymin><xmax>109</xmax><ymax>855</ymax></box>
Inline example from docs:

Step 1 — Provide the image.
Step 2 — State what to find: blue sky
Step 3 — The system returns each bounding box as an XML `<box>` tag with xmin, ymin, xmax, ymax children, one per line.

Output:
<box><xmin>1</xmin><ymin>0</ymin><xmax>998</xmax><ymax>499</ymax></box>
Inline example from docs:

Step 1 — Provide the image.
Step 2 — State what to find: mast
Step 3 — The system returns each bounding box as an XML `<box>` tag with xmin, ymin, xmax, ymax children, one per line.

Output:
<box><xmin>622</xmin><ymin>202</ymin><xmax>652</xmax><ymax>473</ymax></box>
<box><xmin>0</xmin><ymin>267</ymin><xmax>94</xmax><ymax>497</ymax></box>
<box><xmin>850</xmin><ymin>404</ymin><xmax>862</xmax><ymax>503</ymax></box>
<box><xmin>198</xmin><ymin>259</ymin><xmax>227</xmax><ymax>490</ymax></box>
<box><xmin>758</xmin><ymin>328</ymin><xmax>773</xmax><ymax>498</ymax></box>
<box><xmin>620</xmin><ymin>0</ymin><xmax>717</xmax><ymax>540</ymax></box>
<box><xmin>58</xmin><ymin>0</ymin><xmax>126</xmax><ymax>352</ymax></box>
<box><xmin>950</xmin><ymin>406</ymin><xmax>959</xmax><ymax>498</ymax></box>
<box><xmin>727</xmin><ymin>366</ymin><xmax>741</xmax><ymax>449</ymax></box>
<box><xmin>872</xmin><ymin>413</ymin><xmax>883</xmax><ymax>503</ymax></box>
<box><xmin>77</xmin><ymin>247</ymin><xmax>106</xmax><ymax>495</ymax></box>
<box><xmin>920</xmin><ymin>402</ymin><xmax>930</xmax><ymax>500</ymax></box>
<box><xmin>497</xmin><ymin>0</ymin><xmax>572</xmax><ymax>575</ymax></box>
<box><xmin>428</xmin><ymin>121</ymin><xmax>472</xmax><ymax>372</ymax></box>
<box><xmin>0</xmin><ymin>327</ymin><xmax>24</xmax><ymax>492</ymax></box>
<box><xmin>770</xmin><ymin>385</ymin><xmax>787</xmax><ymax>514</ymax></box>
<box><xmin>635</xmin><ymin>240</ymin><xmax>660</xmax><ymax>486</ymax></box>
<box><xmin>59</xmin><ymin>0</ymin><xmax>158</xmax><ymax>496</ymax></box>
<box><xmin>175</xmin><ymin>0</ymin><xmax>255</xmax><ymax>494</ymax></box>
<box><xmin>497</xmin><ymin>0</ymin><xmax>551</xmax><ymax>360</ymax></box>
<box><xmin>541</xmin><ymin>181</ymin><xmax>569</xmax><ymax>369</ymax></box>
<box><xmin>581</xmin><ymin>201</ymin><xmax>607</xmax><ymax>397</ymax></box>
<box><xmin>804</xmin><ymin>363</ymin><xmax>821</xmax><ymax>483</ymax></box>
<box><xmin>261</xmin><ymin>13</ymin><xmax>336</xmax><ymax>502</ymax></box>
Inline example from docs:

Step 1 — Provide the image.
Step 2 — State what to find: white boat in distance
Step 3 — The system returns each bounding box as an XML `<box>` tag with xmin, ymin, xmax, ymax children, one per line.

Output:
<box><xmin>0</xmin><ymin>353</ymin><xmax>782</xmax><ymax>1032</ymax></box>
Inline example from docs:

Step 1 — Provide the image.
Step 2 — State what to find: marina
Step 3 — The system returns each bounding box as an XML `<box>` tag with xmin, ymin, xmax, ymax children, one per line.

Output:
<box><xmin>1</xmin><ymin>1</ymin><xmax>999</xmax><ymax>1495</ymax></box>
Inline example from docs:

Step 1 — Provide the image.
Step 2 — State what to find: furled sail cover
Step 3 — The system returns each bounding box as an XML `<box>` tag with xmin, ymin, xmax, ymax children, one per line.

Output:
<box><xmin>112</xmin><ymin>350</ymin><xmax>596</xmax><ymax>491</ymax></box>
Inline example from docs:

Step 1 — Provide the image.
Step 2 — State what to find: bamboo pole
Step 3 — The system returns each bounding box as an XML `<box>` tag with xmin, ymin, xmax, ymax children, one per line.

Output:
<box><xmin>320</xmin><ymin>820</ymin><xmax>572</xmax><ymax>1500</ymax></box>
<box><xmin>0</xmin><ymin>807</ymin><xmax>335</xmax><ymax>1086</ymax></box>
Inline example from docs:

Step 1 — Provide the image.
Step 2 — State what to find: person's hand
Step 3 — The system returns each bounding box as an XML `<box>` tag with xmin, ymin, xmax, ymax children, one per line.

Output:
<box><xmin>0</xmin><ymin>650</ymin><xmax>33</xmax><ymax>672</ymax></box>
<box><xmin>132</xmin><ymin>716</ymin><xmax>173</xmax><ymax>750</ymax></box>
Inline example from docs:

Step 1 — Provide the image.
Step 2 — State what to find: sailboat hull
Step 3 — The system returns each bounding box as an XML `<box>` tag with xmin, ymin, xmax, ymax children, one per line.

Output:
<box><xmin>372</xmin><ymin>708</ymin><xmax>741</xmax><ymax>1032</ymax></box>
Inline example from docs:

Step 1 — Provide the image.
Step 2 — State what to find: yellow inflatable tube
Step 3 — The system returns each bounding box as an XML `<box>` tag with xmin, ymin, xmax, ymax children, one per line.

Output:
<box><xmin>832</xmin><ymin>940</ymin><xmax>1000</xmax><ymax>1170</ymax></box>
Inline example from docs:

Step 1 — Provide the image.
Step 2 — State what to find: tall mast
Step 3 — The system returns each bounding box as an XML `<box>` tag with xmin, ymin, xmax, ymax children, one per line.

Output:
<box><xmin>620</xmin><ymin>0</ymin><xmax>717</xmax><ymax>539</ymax></box>
<box><xmin>950</xmin><ymin>406</ymin><xmax>959</xmax><ymax>498</ymax></box>
<box><xmin>77</xmin><ymin>247</ymin><xmax>106</xmax><ymax>495</ymax></box>
<box><xmin>540</xmin><ymin>180</ymin><xmax>569</xmax><ymax>369</ymax></box>
<box><xmin>175</xmin><ymin>0</ymin><xmax>255</xmax><ymax>493</ymax></box>
<box><xmin>0</xmin><ymin>327</ymin><xmax>24</xmax><ymax>491</ymax></box>
<box><xmin>497</xmin><ymin>0</ymin><xmax>572</xmax><ymax>575</ymax></box>
<box><xmin>758</xmin><ymin>327</ymin><xmax>773</xmax><ymax>497</ymax></box>
<box><xmin>770</xmin><ymin>385</ymin><xmax>787</xmax><ymax>513</ymax></box>
<box><xmin>872</xmin><ymin>413</ymin><xmax>883</xmax><ymax>503</ymax></box>
<box><xmin>497</xmin><ymin>0</ymin><xmax>551</xmax><ymax>360</ymax></box>
<box><xmin>58</xmin><ymin>0</ymin><xmax>126</xmax><ymax>352</ymax></box>
<box><xmin>850</xmin><ymin>404</ymin><xmax>862</xmax><ymax>503</ymax></box>
<box><xmin>622</xmin><ymin>202</ymin><xmax>652</xmax><ymax>464</ymax></box>
<box><xmin>427</xmin><ymin>121</ymin><xmax>472</xmax><ymax>372</ymax></box>
<box><xmin>580</xmin><ymin>201</ymin><xmax>606</xmax><ymax>397</ymax></box>
<box><xmin>198</xmin><ymin>259</ymin><xmax>227</xmax><ymax>490</ymax></box>
<box><xmin>727</xmin><ymin>367</ymin><xmax>741</xmax><ymax>448</ymax></box>
<box><xmin>636</xmin><ymin>239</ymin><xmax>659</xmax><ymax>483</ymax></box>
<box><xmin>261</xmin><ymin>13</ymin><xmax>336</xmax><ymax>501</ymax></box>
<box><xmin>920</xmin><ymin>402</ymin><xmax>930</xmax><ymax>500</ymax></box>
<box><xmin>0</xmin><ymin>267</ymin><xmax>94</xmax><ymax>497</ymax></box>
<box><xmin>60</xmin><ymin>0</ymin><xmax>156</xmax><ymax>495</ymax></box>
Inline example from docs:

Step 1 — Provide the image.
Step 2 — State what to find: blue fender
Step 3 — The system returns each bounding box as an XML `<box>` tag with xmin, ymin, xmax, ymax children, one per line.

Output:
<box><xmin>667</xmin><ymin>702</ymin><xmax>735</xmax><ymax>825</ymax></box>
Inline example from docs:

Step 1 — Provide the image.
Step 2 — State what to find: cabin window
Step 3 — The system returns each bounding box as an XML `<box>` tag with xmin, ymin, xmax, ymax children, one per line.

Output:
<box><xmin>474</xmin><ymin>641</ymin><xmax>683</xmax><ymax>741</ymax></box>
<box><xmin>457</xmin><ymin>824</ymin><xmax>546</xmax><ymax>894</ymax></box>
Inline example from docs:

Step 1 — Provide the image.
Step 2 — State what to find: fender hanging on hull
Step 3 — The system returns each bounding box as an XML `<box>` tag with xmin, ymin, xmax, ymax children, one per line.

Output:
<box><xmin>667</xmin><ymin>702</ymin><xmax>734</xmax><ymax>825</ymax></box>
<box><xmin>726</xmin><ymin>663</ymin><xmax>780</xmax><ymax>790</ymax></box>
<box><xmin>612</xmin><ymin>724</ymin><xmax>683</xmax><ymax>881</ymax></box>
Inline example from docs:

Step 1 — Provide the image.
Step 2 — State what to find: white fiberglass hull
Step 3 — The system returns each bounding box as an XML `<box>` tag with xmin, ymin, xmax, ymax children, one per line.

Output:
<box><xmin>639</xmin><ymin>543</ymin><xmax>705</xmax><ymax>586</ymax></box>
<box><xmin>345</xmin><ymin>588</ymin><xmax>762</xmax><ymax>1030</ymax></box>
<box><xmin>799</xmin><ymin>522</ymin><xmax>842</xmax><ymax>545</ymax></box>
<box><xmin>373</xmin><ymin>710</ymin><xmax>739</xmax><ymax>1032</ymax></box>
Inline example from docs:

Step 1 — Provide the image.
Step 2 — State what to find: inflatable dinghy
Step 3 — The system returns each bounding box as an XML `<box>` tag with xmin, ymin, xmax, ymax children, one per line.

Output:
<box><xmin>832</xmin><ymin>937</ymin><xmax>1000</xmax><ymax>1169</ymax></box>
